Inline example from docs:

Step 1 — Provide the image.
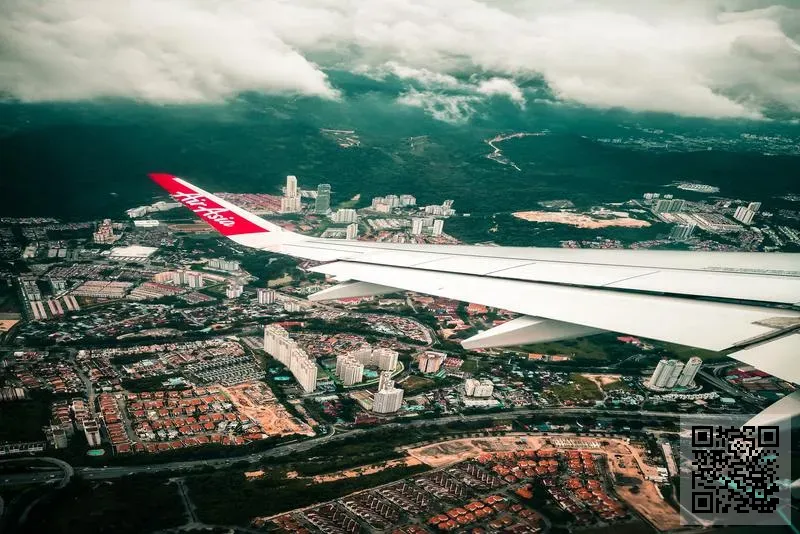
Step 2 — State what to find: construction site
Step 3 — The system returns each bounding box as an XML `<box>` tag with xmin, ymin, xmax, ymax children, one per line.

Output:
<box><xmin>221</xmin><ymin>380</ymin><xmax>315</xmax><ymax>437</ymax></box>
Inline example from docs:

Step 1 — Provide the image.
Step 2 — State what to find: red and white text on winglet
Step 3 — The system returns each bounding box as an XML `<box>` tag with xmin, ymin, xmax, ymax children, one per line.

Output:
<box><xmin>148</xmin><ymin>173</ymin><xmax>268</xmax><ymax>236</ymax></box>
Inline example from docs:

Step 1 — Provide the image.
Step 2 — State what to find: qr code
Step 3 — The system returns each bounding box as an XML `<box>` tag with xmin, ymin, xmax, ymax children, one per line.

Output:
<box><xmin>680</xmin><ymin>416</ymin><xmax>790</xmax><ymax>525</ymax></box>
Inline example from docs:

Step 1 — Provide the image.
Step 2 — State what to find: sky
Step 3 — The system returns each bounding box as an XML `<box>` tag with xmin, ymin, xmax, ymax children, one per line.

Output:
<box><xmin>1</xmin><ymin>0</ymin><xmax>799</xmax><ymax>121</ymax></box>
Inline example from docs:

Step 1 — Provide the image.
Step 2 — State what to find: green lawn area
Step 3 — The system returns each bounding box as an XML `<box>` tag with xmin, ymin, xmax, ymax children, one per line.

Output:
<box><xmin>547</xmin><ymin>373</ymin><xmax>604</xmax><ymax>402</ymax></box>
<box><xmin>399</xmin><ymin>375</ymin><xmax>437</xmax><ymax>395</ymax></box>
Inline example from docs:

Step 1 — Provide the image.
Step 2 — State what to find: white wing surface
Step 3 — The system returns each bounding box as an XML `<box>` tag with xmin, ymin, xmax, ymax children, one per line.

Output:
<box><xmin>150</xmin><ymin>174</ymin><xmax>800</xmax><ymax>385</ymax></box>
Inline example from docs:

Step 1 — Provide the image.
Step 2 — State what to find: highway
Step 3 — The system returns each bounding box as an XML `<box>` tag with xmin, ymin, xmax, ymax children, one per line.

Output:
<box><xmin>1</xmin><ymin>407</ymin><xmax>712</xmax><ymax>484</ymax></box>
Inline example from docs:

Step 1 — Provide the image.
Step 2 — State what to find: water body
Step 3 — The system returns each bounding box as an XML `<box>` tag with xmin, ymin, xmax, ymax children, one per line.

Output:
<box><xmin>1</xmin><ymin>70</ymin><xmax>799</xmax><ymax>246</ymax></box>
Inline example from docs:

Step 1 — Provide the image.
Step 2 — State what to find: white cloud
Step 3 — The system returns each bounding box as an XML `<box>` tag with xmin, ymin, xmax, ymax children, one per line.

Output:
<box><xmin>0</xmin><ymin>0</ymin><xmax>338</xmax><ymax>103</ymax></box>
<box><xmin>396</xmin><ymin>90</ymin><xmax>481</xmax><ymax>123</ymax></box>
<box><xmin>475</xmin><ymin>78</ymin><xmax>526</xmax><ymax>108</ymax></box>
<box><xmin>1</xmin><ymin>0</ymin><xmax>799</xmax><ymax>119</ymax></box>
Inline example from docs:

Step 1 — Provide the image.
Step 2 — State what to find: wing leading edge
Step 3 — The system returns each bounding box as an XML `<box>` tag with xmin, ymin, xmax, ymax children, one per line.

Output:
<box><xmin>149</xmin><ymin>174</ymin><xmax>800</xmax><ymax>385</ymax></box>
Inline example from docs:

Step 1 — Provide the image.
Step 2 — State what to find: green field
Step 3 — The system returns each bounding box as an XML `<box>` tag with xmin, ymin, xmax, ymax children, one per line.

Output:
<box><xmin>547</xmin><ymin>373</ymin><xmax>604</xmax><ymax>402</ymax></box>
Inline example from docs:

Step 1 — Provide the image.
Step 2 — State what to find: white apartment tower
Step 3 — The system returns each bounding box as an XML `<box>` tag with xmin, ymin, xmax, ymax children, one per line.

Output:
<box><xmin>264</xmin><ymin>324</ymin><xmax>317</xmax><ymax>392</ymax></box>
<box><xmin>373</xmin><ymin>348</ymin><xmax>398</xmax><ymax>371</ymax></box>
<box><xmin>257</xmin><ymin>288</ymin><xmax>276</xmax><ymax>305</ymax></box>
<box><xmin>465</xmin><ymin>378</ymin><xmax>494</xmax><ymax>398</ymax></box>
<box><xmin>418</xmin><ymin>351</ymin><xmax>447</xmax><ymax>374</ymax></box>
<box><xmin>432</xmin><ymin>219</ymin><xmax>444</xmax><ymax>236</ymax></box>
<box><xmin>676</xmin><ymin>357</ymin><xmax>702</xmax><ymax>387</ymax></box>
<box><xmin>373</xmin><ymin>371</ymin><xmax>403</xmax><ymax>414</ymax></box>
<box><xmin>346</xmin><ymin>222</ymin><xmax>359</xmax><ymax>240</ymax></box>
<box><xmin>411</xmin><ymin>218</ymin><xmax>424</xmax><ymax>236</ymax></box>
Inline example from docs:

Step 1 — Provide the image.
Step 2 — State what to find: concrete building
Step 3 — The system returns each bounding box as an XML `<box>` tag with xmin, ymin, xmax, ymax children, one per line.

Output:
<box><xmin>650</xmin><ymin>359</ymin><xmax>686</xmax><ymax>389</ymax></box>
<box><xmin>207</xmin><ymin>258</ymin><xmax>240</xmax><ymax>271</ymax></box>
<box><xmin>418</xmin><ymin>351</ymin><xmax>447</xmax><ymax>374</ymax></box>
<box><xmin>465</xmin><ymin>378</ymin><xmax>494</xmax><ymax>398</ymax></box>
<box><xmin>411</xmin><ymin>218</ymin><xmax>424</xmax><ymax>236</ymax></box>
<box><xmin>734</xmin><ymin>206</ymin><xmax>756</xmax><ymax>225</ymax></box>
<box><xmin>315</xmin><ymin>184</ymin><xmax>331</xmax><ymax>214</ymax></box>
<box><xmin>331</xmin><ymin>209</ymin><xmax>358</xmax><ymax>224</ymax></box>
<box><xmin>373</xmin><ymin>348</ymin><xmax>398</xmax><ymax>371</ymax></box>
<box><xmin>336</xmin><ymin>356</ymin><xmax>364</xmax><ymax>386</ymax></box>
<box><xmin>432</xmin><ymin>219</ymin><xmax>444</xmax><ymax>236</ymax></box>
<box><xmin>669</xmin><ymin>222</ymin><xmax>696</xmax><ymax>241</ymax></box>
<box><xmin>399</xmin><ymin>194</ymin><xmax>416</xmax><ymax>207</ymax></box>
<box><xmin>257</xmin><ymin>288</ymin><xmax>276</xmax><ymax>305</ymax></box>
<box><xmin>373</xmin><ymin>371</ymin><xmax>403</xmax><ymax>414</ymax></box>
<box><xmin>281</xmin><ymin>175</ymin><xmax>302</xmax><ymax>213</ymax></box>
<box><xmin>185</xmin><ymin>271</ymin><xmax>204</xmax><ymax>288</ymax></box>
<box><xmin>83</xmin><ymin>419</ymin><xmax>102</xmax><ymax>447</ymax></box>
<box><xmin>92</xmin><ymin>219</ymin><xmax>117</xmax><ymax>244</ymax></box>
<box><xmin>346</xmin><ymin>222</ymin><xmax>359</xmax><ymax>240</ymax></box>
<box><xmin>748</xmin><ymin>202</ymin><xmax>761</xmax><ymax>213</ymax></box>
<box><xmin>654</xmin><ymin>199</ymin><xmax>685</xmax><ymax>214</ymax></box>
<box><xmin>264</xmin><ymin>324</ymin><xmax>317</xmax><ymax>393</ymax></box>
<box><xmin>284</xmin><ymin>300</ymin><xmax>301</xmax><ymax>313</ymax></box>
<box><xmin>676</xmin><ymin>356</ymin><xmax>702</xmax><ymax>387</ymax></box>
<box><xmin>46</xmin><ymin>425</ymin><xmax>69</xmax><ymax>449</ymax></box>
<box><xmin>225</xmin><ymin>283</ymin><xmax>243</xmax><ymax>299</ymax></box>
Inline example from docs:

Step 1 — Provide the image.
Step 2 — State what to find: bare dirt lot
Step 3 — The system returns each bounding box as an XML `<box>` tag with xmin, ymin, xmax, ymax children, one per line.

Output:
<box><xmin>222</xmin><ymin>381</ymin><xmax>315</xmax><ymax>437</ymax></box>
<box><xmin>512</xmin><ymin>211</ymin><xmax>650</xmax><ymax>229</ymax></box>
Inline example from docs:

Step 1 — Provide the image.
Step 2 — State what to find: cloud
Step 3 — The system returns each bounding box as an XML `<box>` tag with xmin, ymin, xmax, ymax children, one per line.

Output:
<box><xmin>475</xmin><ymin>78</ymin><xmax>526</xmax><ymax>108</ymax></box>
<box><xmin>0</xmin><ymin>0</ymin><xmax>338</xmax><ymax>103</ymax></box>
<box><xmin>396</xmin><ymin>90</ymin><xmax>481</xmax><ymax>123</ymax></box>
<box><xmin>1</xmin><ymin>0</ymin><xmax>799</xmax><ymax>119</ymax></box>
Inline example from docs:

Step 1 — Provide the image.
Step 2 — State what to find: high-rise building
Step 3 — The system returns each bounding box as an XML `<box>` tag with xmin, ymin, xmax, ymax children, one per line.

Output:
<box><xmin>399</xmin><ymin>194</ymin><xmax>417</xmax><ymax>207</ymax></box>
<box><xmin>748</xmin><ymin>202</ymin><xmax>761</xmax><ymax>213</ymax></box>
<box><xmin>286</xmin><ymin>175</ymin><xmax>298</xmax><ymax>197</ymax></box>
<box><xmin>185</xmin><ymin>271</ymin><xmax>204</xmax><ymax>288</ymax></box>
<box><xmin>264</xmin><ymin>324</ymin><xmax>317</xmax><ymax>392</ymax></box>
<box><xmin>336</xmin><ymin>356</ymin><xmax>364</xmax><ymax>386</ymax></box>
<box><xmin>669</xmin><ymin>223</ymin><xmax>696</xmax><ymax>241</ymax></box>
<box><xmin>284</xmin><ymin>300</ymin><xmax>301</xmax><ymax>313</ymax></box>
<box><xmin>331</xmin><ymin>209</ymin><xmax>358</xmax><ymax>224</ymax></box>
<box><xmin>650</xmin><ymin>359</ymin><xmax>686</xmax><ymax>389</ymax></box>
<box><xmin>411</xmin><ymin>218</ymin><xmax>424</xmax><ymax>236</ymax></box>
<box><xmin>676</xmin><ymin>357</ymin><xmax>702</xmax><ymax>387</ymax></box>
<box><xmin>373</xmin><ymin>348</ymin><xmax>398</xmax><ymax>371</ymax></box>
<box><xmin>172</xmin><ymin>270</ymin><xmax>188</xmax><ymax>285</ymax></box>
<box><xmin>373</xmin><ymin>371</ymin><xmax>403</xmax><ymax>414</ymax></box>
<box><xmin>315</xmin><ymin>184</ymin><xmax>331</xmax><ymax>214</ymax></box>
<box><xmin>93</xmin><ymin>219</ymin><xmax>117</xmax><ymax>244</ymax></box>
<box><xmin>654</xmin><ymin>199</ymin><xmax>685</xmax><ymax>214</ymax></box>
<box><xmin>346</xmin><ymin>222</ymin><xmax>359</xmax><ymax>240</ymax></box>
<box><xmin>418</xmin><ymin>351</ymin><xmax>447</xmax><ymax>374</ymax></box>
<box><xmin>281</xmin><ymin>175</ymin><xmax>302</xmax><ymax>213</ymax></box>
<box><xmin>734</xmin><ymin>206</ymin><xmax>756</xmax><ymax>225</ymax></box>
<box><xmin>432</xmin><ymin>219</ymin><xmax>444</xmax><ymax>236</ymax></box>
<box><xmin>225</xmin><ymin>283</ymin><xmax>243</xmax><ymax>299</ymax></box>
<box><xmin>465</xmin><ymin>378</ymin><xmax>494</xmax><ymax>398</ymax></box>
<box><xmin>257</xmin><ymin>288</ymin><xmax>276</xmax><ymax>305</ymax></box>
<box><xmin>83</xmin><ymin>419</ymin><xmax>102</xmax><ymax>447</ymax></box>
<box><xmin>385</xmin><ymin>195</ymin><xmax>400</xmax><ymax>209</ymax></box>
<box><xmin>207</xmin><ymin>258</ymin><xmax>240</xmax><ymax>271</ymax></box>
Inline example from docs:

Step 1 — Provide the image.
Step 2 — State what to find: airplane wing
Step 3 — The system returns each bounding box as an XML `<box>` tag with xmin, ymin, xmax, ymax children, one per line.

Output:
<box><xmin>149</xmin><ymin>173</ymin><xmax>800</xmax><ymax>386</ymax></box>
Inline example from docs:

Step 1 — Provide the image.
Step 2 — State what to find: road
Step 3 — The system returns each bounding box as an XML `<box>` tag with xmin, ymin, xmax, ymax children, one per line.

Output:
<box><xmin>3</xmin><ymin>406</ymin><xmax>716</xmax><ymax>486</ymax></box>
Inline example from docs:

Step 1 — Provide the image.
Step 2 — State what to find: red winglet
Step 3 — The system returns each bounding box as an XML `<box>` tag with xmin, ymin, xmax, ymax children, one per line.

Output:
<box><xmin>148</xmin><ymin>173</ymin><xmax>268</xmax><ymax>236</ymax></box>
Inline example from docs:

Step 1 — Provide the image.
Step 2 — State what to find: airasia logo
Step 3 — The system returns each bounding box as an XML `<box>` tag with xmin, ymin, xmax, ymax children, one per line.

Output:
<box><xmin>172</xmin><ymin>191</ymin><xmax>236</xmax><ymax>228</ymax></box>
